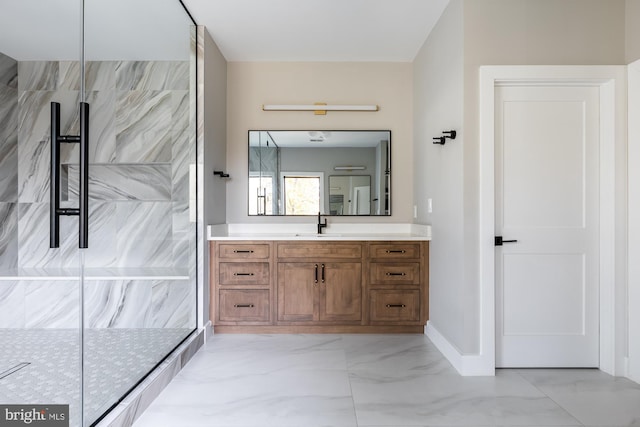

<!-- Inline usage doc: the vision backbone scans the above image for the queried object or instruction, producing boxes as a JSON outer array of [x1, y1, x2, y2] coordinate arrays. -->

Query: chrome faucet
[[317, 212, 327, 234]]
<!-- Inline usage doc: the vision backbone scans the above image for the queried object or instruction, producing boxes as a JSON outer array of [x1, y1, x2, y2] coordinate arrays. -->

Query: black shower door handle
[[79, 102, 89, 248], [50, 102, 90, 249]]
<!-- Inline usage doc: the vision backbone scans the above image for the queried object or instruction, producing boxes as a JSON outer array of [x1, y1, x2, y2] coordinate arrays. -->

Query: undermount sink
[[293, 233, 343, 238]]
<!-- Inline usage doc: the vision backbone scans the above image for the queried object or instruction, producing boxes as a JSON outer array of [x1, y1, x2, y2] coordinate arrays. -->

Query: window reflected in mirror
[[283, 173, 323, 215], [248, 130, 391, 216]]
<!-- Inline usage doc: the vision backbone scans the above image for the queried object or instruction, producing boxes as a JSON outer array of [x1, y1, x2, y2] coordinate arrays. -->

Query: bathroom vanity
[[209, 229, 430, 333]]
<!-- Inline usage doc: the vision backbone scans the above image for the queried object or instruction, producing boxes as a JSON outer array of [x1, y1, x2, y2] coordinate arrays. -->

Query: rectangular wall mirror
[[248, 130, 391, 216]]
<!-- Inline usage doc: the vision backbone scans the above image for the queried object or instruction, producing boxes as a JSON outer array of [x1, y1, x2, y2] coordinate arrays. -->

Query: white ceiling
[[0, 0, 192, 61], [181, 0, 450, 62], [0, 0, 448, 62]]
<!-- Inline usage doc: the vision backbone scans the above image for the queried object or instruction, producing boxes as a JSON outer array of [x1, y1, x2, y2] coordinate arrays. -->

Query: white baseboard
[[625, 357, 640, 385], [425, 322, 495, 376], [204, 321, 213, 339], [628, 372, 640, 385]]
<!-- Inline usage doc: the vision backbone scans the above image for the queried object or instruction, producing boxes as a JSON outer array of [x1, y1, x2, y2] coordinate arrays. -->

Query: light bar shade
[[262, 104, 379, 113], [334, 166, 366, 170]]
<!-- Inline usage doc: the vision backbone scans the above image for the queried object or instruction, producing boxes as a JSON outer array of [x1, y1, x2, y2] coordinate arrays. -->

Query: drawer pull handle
[[386, 272, 407, 276], [233, 250, 254, 254], [386, 250, 406, 253], [234, 304, 255, 308], [314, 264, 318, 284], [233, 273, 255, 276], [386, 304, 406, 308]]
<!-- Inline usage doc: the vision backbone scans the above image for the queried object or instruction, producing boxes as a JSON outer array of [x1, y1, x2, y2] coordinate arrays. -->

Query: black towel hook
[[442, 130, 457, 140]]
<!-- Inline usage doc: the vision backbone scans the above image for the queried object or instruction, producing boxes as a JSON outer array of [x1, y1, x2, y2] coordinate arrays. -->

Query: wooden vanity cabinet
[[276, 242, 363, 324], [210, 239, 429, 333], [366, 242, 429, 326], [211, 242, 274, 325]]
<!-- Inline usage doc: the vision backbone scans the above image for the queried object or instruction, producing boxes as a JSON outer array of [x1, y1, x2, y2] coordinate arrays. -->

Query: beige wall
[[204, 30, 228, 226], [628, 0, 640, 63], [226, 62, 413, 223], [413, 0, 473, 352], [464, 0, 625, 67], [459, 0, 626, 352], [413, 0, 627, 355], [202, 28, 227, 326]]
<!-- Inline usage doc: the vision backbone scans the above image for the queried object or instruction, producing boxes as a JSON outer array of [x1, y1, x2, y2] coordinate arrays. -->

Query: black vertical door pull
[[50, 102, 90, 249], [78, 102, 89, 249]]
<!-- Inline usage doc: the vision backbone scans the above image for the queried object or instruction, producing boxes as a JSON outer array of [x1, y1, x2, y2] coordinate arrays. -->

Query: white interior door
[[495, 84, 600, 368], [353, 185, 371, 215]]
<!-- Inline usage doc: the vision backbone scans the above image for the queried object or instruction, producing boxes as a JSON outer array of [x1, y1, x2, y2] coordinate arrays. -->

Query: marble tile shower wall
[[0, 279, 193, 329], [0, 57, 195, 329], [0, 52, 18, 270], [0, 59, 191, 269]]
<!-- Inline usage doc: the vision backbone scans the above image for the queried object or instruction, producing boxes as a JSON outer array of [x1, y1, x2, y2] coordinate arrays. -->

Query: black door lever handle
[[495, 236, 518, 246]]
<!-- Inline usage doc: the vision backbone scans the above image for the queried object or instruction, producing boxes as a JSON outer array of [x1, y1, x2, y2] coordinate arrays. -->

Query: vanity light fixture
[[262, 103, 379, 115], [334, 166, 366, 171]]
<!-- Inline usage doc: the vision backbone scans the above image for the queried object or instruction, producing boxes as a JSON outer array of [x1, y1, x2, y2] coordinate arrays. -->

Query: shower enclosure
[[0, 1, 199, 426]]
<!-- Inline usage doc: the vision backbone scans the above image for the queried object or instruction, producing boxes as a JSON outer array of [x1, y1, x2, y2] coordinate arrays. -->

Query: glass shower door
[[1, 1, 197, 425], [81, 1, 198, 425], [0, 1, 85, 426]]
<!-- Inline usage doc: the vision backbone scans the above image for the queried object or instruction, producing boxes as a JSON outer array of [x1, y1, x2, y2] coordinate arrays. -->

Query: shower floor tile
[[0, 327, 191, 427]]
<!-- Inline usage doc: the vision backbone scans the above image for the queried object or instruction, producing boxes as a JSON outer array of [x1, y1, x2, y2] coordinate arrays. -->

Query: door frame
[[479, 66, 626, 375], [628, 59, 640, 384]]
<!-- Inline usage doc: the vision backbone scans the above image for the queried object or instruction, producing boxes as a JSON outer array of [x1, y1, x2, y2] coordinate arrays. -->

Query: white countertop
[[207, 223, 431, 241]]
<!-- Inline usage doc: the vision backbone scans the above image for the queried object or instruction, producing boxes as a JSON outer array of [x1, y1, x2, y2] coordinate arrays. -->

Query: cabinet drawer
[[370, 290, 420, 322], [369, 243, 420, 259], [219, 290, 270, 322], [219, 244, 270, 259], [219, 262, 269, 286], [277, 243, 362, 259], [370, 262, 420, 285]]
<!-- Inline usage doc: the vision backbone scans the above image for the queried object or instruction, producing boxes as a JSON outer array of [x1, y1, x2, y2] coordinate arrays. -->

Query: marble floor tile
[[344, 334, 457, 377], [200, 333, 345, 354], [515, 369, 640, 426], [180, 347, 348, 380], [350, 370, 580, 426], [133, 334, 640, 427], [138, 368, 356, 427]]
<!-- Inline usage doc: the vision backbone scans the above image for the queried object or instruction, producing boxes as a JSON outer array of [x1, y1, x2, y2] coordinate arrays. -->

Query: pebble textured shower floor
[[0, 328, 191, 426]]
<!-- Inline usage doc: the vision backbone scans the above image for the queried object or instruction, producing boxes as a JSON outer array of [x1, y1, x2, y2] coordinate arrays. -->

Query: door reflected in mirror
[[329, 175, 371, 215], [248, 130, 391, 216]]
